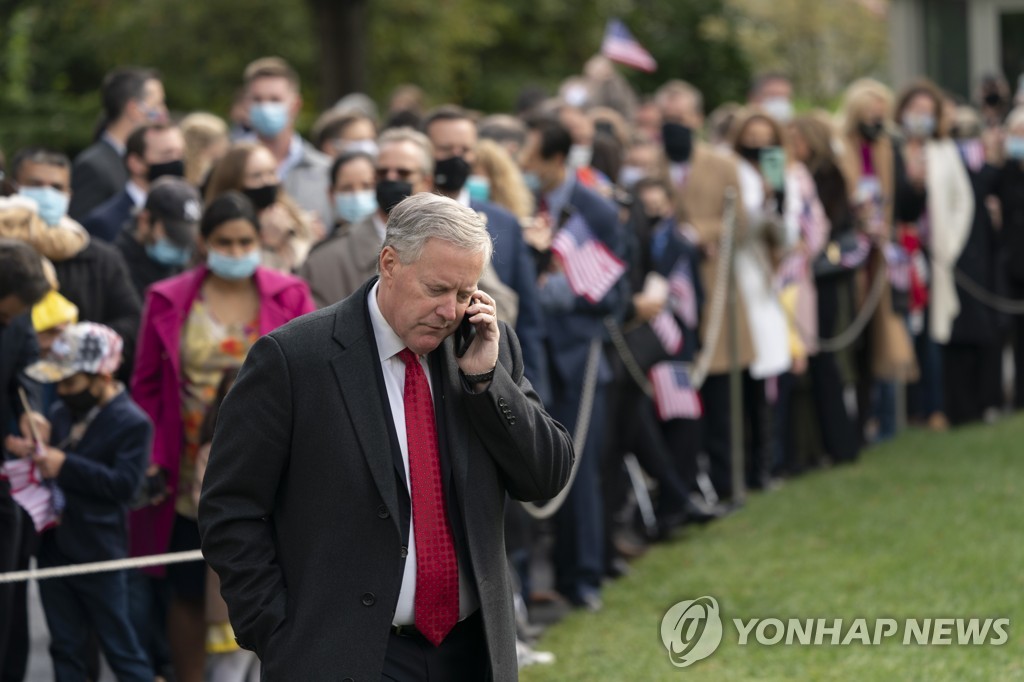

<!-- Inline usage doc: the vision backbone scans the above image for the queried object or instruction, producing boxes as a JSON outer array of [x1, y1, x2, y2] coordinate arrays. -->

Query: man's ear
[[379, 245, 399, 283]]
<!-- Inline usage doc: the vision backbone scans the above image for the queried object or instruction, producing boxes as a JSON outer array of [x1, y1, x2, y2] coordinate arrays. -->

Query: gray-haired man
[[199, 193, 573, 680]]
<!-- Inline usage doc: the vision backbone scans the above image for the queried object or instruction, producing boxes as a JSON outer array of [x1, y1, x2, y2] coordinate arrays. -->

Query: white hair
[[377, 127, 434, 179], [382, 193, 493, 265]]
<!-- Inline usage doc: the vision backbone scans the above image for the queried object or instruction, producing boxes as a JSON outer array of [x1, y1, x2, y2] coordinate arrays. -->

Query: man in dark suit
[[199, 193, 573, 680], [69, 67, 168, 221], [520, 117, 627, 610], [82, 122, 185, 243], [423, 105, 551, 404]]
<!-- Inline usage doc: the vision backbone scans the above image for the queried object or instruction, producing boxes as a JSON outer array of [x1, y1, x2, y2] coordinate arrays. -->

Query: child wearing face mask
[[4, 322, 153, 681]]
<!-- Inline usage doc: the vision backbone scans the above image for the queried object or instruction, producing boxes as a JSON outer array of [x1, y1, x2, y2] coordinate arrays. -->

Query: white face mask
[[567, 144, 593, 169], [761, 97, 794, 124]]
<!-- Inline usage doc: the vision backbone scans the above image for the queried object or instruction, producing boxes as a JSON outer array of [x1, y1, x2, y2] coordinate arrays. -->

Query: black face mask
[[662, 123, 694, 163], [434, 156, 471, 192], [736, 145, 763, 164], [147, 159, 185, 183], [243, 184, 279, 211], [858, 121, 884, 142], [376, 180, 413, 216], [983, 92, 1003, 107], [62, 384, 100, 421]]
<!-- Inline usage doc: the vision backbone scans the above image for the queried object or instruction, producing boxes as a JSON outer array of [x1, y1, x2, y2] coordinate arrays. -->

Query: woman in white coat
[[894, 81, 974, 430]]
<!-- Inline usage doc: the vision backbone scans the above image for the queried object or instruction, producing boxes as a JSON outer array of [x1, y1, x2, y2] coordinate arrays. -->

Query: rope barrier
[[520, 338, 602, 520], [953, 267, 1024, 315], [0, 550, 204, 584]]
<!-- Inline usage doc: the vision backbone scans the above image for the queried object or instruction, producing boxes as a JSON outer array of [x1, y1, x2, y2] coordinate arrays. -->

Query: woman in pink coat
[[130, 191, 314, 681]]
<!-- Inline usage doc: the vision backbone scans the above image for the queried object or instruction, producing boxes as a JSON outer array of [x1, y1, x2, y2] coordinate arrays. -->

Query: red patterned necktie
[[397, 348, 459, 646]]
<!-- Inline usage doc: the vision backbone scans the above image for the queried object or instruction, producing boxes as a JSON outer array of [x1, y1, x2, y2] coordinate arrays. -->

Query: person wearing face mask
[[70, 67, 168, 221], [129, 191, 313, 682], [423, 105, 548, 403], [312, 108, 380, 159], [324, 150, 378, 229], [242, 57, 331, 230], [9, 147, 142, 387], [83, 122, 186, 243], [115, 177, 202, 299], [748, 72, 796, 124], [6, 322, 153, 682], [205, 141, 318, 272], [893, 81, 974, 432], [654, 79, 754, 502], [995, 107, 1024, 408]]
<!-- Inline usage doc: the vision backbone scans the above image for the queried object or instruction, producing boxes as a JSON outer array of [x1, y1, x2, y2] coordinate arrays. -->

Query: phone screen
[[759, 146, 786, 191]]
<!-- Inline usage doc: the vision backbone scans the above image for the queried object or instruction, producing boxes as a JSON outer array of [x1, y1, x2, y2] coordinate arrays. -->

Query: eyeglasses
[[376, 167, 417, 181]]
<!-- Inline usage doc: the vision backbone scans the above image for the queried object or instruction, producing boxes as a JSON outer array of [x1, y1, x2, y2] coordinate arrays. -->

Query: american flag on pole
[[649, 362, 703, 420], [668, 258, 698, 329], [600, 19, 657, 73], [552, 212, 626, 304], [650, 310, 683, 355]]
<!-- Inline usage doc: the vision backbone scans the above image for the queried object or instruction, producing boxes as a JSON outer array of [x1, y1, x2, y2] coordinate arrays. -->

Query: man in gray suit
[[199, 193, 573, 680]]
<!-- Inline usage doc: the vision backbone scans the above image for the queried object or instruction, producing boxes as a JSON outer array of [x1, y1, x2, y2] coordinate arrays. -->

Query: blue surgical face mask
[[522, 172, 542, 194], [1006, 136, 1024, 161], [249, 102, 290, 138], [902, 113, 936, 139], [146, 238, 192, 267], [207, 248, 260, 280], [333, 189, 377, 224], [465, 175, 490, 203], [19, 186, 69, 227]]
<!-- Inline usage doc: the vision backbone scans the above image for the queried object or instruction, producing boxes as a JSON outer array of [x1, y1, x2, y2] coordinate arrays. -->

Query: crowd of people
[[1, 52, 1023, 680]]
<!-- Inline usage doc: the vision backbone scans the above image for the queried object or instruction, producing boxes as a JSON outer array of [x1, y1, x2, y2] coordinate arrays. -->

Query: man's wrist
[[460, 366, 496, 385]]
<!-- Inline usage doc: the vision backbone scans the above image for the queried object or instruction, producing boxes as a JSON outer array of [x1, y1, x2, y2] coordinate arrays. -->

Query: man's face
[[519, 130, 562, 192], [247, 76, 300, 123], [660, 92, 703, 130], [0, 294, 29, 327], [377, 238, 485, 356], [132, 79, 168, 124], [427, 118, 477, 166], [376, 141, 432, 195], [16, 160, 70, 194], [146, 128, 185, 165]]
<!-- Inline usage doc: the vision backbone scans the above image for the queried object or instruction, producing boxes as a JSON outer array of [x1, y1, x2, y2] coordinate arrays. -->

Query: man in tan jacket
[[656, 80, 753, 500]]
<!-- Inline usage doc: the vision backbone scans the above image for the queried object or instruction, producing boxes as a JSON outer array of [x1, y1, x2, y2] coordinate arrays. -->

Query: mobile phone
[[455, 313, 477, 358], [759, 146, 786, 191]]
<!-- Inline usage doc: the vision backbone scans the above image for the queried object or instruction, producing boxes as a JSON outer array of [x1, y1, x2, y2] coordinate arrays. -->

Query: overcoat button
[[361, 593, 376, 606]]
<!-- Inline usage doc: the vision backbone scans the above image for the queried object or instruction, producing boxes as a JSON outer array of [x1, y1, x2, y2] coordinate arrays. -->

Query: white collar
[[125, 181, 147, 207], [367, 280, 408, 364]]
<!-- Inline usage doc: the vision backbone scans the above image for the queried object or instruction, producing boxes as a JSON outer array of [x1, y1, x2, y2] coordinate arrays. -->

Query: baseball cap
[[24, 322, 124, 383], [145, 177, 202, 249]]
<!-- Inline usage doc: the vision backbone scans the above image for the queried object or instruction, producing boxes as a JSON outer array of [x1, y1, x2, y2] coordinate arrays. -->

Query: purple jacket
[[129, 265, 315, 570]]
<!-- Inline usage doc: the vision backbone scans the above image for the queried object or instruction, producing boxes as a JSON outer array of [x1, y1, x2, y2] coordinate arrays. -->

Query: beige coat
[[667, 144, 755, 376]]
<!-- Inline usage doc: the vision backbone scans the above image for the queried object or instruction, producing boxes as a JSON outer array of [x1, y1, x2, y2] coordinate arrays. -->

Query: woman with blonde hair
[[204, 141, 318, 272], [181, 113, 229, 187], [473, 138, 535, 222], [835, 77, 917, 442]]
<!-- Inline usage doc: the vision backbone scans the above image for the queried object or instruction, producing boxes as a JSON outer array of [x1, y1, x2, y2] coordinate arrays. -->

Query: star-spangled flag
[[600, 19, 657, 73], [884, 243, 911, 292], [1, 458, 59, 532], [839, 234, 872, 269], [776, 253, 807, 289], [552, 212, 626, 304], [650, 309, 683, 355], [957, 139, 986, 173], [649, 362, 703, 421], [668, 259, 698, 329]]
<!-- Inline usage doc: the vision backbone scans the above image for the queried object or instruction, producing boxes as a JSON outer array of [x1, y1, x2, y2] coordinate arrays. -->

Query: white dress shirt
[[367, 282, 479, 626]]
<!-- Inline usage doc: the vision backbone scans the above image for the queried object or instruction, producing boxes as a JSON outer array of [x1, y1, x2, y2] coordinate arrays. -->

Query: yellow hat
[[31, 290, 79, 333]]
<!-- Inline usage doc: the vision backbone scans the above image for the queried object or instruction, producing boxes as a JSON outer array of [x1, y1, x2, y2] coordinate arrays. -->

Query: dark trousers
[[1011, 280, 1024, 408], [382, 611, 489, 681], [699, 374, 733, 499], [551, 383, 606, 601], [743, 373, 774, 490], [126, 569, 172, 677], [943, 343, 998, 426], [810, 277, 859, 463], [36, 539, 151, 682], [0, 493, 33, 682]]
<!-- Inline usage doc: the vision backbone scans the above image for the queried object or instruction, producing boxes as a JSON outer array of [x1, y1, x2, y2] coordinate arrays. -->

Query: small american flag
[[650, 309, 683, 355], [668, 258, 698, 329], [884, 243, 911, 291], [1, 458, 60, 532], [552, 212, 626, 304], [957, 139, 986, 173], [600, 19, 657, 73], [776, 253, 807, 289], [840, 234, 872, 269], [649, 362, 703, 420]]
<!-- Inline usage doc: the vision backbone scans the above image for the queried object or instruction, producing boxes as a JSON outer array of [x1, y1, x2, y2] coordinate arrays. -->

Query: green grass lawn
[[522, 417, 1024, 681]]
